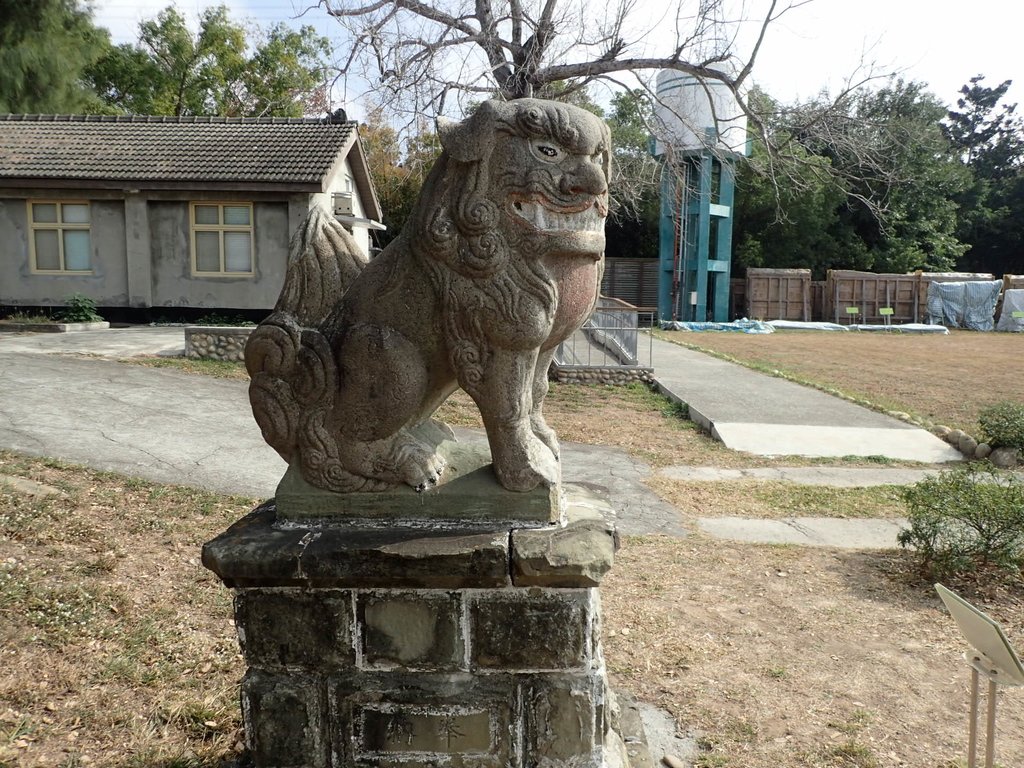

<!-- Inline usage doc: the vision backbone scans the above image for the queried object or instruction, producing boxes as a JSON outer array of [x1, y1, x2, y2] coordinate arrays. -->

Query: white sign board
[[935, 583, 1024, 685]]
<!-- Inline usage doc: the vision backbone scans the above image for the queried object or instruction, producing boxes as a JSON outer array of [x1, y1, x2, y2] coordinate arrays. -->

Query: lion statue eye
[[531, 142, 563, 162]]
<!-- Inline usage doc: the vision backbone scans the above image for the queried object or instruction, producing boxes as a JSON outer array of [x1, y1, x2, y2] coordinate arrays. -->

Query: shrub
[[898, 464, 1024, 581], [978, 401, 1024, 451], [55, 294, 103, 323], [194, 312, 256, 327]]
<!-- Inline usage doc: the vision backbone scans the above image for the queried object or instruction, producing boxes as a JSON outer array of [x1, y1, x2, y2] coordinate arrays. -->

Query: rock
[[989, 447, 1020, 468], [933, 425, 951, 439], [946, 429, 965, 445], [511, 518, 616, 587], [958, 435, 978, 456], [975, 443, 992, 460]]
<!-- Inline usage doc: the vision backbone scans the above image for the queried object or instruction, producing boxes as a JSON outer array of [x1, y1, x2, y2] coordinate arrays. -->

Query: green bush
[[194, 312, 255, 327], [978, 401, 1024, 451], [55, 294, 103, 323], [897, 464, 1024, 581]]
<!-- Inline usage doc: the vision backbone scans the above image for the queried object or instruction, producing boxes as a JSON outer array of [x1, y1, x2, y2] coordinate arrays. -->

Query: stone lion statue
[[246, 98, 610, 494]]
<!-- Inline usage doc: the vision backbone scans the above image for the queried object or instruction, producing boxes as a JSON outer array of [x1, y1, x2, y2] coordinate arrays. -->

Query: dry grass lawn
[[604, 535, 1024, 768], [0, 452, 255, 767], [661, 329, 1024, 434]]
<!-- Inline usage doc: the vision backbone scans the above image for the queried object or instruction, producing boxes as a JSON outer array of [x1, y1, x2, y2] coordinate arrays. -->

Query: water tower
[[652, 69, 749, 322]]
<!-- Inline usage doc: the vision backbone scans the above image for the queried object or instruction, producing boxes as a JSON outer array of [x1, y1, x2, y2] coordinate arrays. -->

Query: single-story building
[[0, 114, 383, 313]]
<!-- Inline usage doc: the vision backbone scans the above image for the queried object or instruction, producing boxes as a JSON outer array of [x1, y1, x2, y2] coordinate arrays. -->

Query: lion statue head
[[407, 99, 612, 281]]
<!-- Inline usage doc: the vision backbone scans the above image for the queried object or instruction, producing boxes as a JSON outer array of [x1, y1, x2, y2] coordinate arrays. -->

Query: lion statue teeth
[[245, 98, 611, 494]]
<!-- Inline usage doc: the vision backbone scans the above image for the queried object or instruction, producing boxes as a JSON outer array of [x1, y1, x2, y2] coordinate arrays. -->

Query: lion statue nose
[[560, 162, 608, 196]]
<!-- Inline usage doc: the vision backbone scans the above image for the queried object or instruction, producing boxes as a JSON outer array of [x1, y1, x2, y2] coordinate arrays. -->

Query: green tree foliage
[[945, 76, 1024, 275], [735, 81, 969, 278], [838, 81, 969, 274], [361, 109, 441, 249], [603, 90, 659, 260], [0, 0, 111, 113], [88, 5, 330, 117]]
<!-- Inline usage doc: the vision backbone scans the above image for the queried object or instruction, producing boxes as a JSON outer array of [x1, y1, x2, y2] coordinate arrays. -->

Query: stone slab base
[[275, 438, 558, 526], [204, 489, 625, 768]]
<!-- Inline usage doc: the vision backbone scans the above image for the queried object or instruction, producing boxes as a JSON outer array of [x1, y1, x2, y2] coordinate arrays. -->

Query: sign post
[[935, 584, 1024, 768]]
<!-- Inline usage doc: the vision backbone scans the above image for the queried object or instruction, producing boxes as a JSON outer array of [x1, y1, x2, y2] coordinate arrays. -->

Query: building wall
[[312, 155, 373, 256], [148, 200, 290, 310], [0, 196, 130, 307], [1, 169, 377, 311]]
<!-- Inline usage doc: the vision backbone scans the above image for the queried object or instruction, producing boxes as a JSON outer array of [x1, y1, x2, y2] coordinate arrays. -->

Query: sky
[[90, 0, 1024, 114]]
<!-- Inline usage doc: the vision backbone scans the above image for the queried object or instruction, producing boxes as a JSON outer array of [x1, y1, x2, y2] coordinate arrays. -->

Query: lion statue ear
[[438, 101, 505, 163]]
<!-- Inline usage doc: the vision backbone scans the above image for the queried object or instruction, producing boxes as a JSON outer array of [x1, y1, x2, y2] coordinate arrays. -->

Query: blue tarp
[[926, 280, 1002, 331]]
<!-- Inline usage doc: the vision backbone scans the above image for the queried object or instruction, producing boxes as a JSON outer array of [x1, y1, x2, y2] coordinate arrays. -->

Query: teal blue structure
[[657, 129, 740, 323]]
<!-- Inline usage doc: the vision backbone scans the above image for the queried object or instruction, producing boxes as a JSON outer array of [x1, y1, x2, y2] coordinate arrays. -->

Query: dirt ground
[[604, 534, 1024, 768], [661, 330, 1024, 435]]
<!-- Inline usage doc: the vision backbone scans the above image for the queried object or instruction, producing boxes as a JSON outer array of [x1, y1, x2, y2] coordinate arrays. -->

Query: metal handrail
[[553, 297, 654, 369]]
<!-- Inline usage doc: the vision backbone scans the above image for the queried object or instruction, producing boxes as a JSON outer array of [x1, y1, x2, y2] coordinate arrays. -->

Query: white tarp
[[997, 289, 1024, 332], [926, 280, 1002, 331], [660, 319, 774, 333]]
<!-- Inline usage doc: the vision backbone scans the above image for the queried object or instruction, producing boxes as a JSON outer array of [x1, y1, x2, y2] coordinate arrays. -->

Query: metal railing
[[553, 296, 655, 369]]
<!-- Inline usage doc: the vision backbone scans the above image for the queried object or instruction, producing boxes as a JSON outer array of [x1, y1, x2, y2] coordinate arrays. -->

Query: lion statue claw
[[246, 98, 610, 493]]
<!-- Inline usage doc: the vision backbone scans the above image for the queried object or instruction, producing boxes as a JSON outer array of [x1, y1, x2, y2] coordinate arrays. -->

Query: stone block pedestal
[[202, 484, 624, 768]]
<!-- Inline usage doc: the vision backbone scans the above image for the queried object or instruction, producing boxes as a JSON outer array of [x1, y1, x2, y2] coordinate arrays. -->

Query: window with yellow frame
[[191, 203, 254, 276], [28, 201, 92, 273]]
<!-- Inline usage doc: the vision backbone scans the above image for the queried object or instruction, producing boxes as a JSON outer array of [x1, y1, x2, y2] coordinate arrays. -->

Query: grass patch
[[126, 357, 249, 380], [0, 310, 53, 324], [645, 478, 906, 519]]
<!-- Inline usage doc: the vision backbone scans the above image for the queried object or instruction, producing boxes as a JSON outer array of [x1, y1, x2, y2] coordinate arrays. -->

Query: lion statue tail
[[245, 206, 383, 491]]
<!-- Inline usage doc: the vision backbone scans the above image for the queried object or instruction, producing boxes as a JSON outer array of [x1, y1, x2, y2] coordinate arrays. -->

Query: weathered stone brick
[[521, 674, 606, 767], [469, 589, 591, 670], [329, 674, 514, 768], [235, 589, 354, 669], [242, 669, 327, 768], [358, 591, 464, 671], [511, 518, 615, 587]]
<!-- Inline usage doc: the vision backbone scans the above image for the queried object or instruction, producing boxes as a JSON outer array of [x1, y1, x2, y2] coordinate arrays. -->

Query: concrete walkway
[[0, 325, 955, 548], [649, 334, 963, 463]]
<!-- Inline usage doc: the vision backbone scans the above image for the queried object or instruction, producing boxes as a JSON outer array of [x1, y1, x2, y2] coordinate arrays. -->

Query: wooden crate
[[729, 278, 746, 320], [825, 270, 996, 324], [746, 268, 810, 321], [996, 274, 1024, 321], [825, 270, 920, 324]]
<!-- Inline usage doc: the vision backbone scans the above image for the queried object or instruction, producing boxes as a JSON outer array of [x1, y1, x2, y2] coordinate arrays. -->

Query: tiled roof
[[0, 115, 358, 187]]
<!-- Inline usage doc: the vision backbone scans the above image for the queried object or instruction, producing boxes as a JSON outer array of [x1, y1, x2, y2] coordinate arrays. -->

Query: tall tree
[[361, 108, 442, 248], [317, 0, 818, 140], [89, 5, 331, 117], [0, 0, 111, 113], [603, 89, 660, 259], [945, 76, 1024, 178], [945, 76, 1024, 275], [735, 81, 969, 277]]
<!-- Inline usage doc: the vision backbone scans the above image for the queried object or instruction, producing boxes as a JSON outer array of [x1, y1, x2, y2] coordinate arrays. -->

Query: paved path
[[0, 325, 958, 548], [0, 344, 685, 537], [649, 335, 963, 463]]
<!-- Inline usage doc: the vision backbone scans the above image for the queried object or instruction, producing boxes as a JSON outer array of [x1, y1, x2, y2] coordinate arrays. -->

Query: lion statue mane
[[246, 98, 611, 493]]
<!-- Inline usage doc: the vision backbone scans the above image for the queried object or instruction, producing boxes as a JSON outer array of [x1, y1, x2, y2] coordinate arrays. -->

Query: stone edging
[[184, 325, 253, 362], [550, 364, 654, 385], [931, 425, 1020, 467], [0, 320, 110, 333]]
